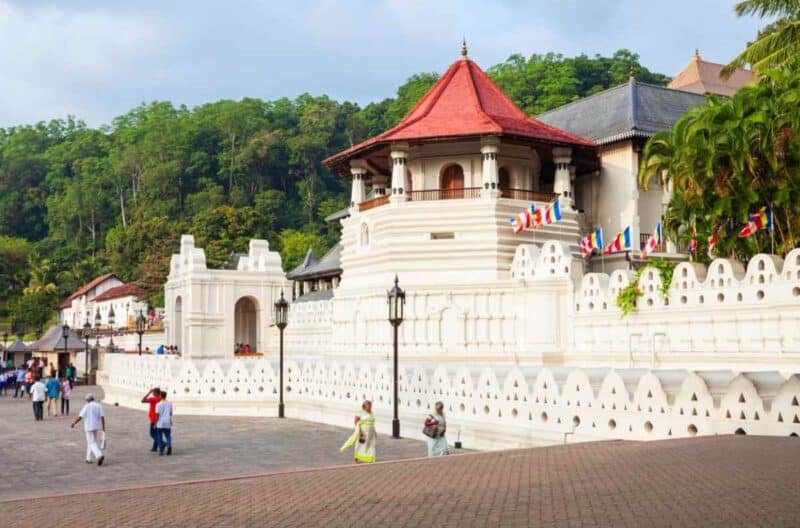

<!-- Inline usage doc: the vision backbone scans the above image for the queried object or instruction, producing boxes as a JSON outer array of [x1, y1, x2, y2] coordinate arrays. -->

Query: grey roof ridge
[[536, 80, 703, 119], [630, 79, 639, 132]]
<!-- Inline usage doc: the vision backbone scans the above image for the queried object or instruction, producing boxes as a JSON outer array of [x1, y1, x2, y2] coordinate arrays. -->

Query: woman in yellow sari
[[340, 400, 376, 463]]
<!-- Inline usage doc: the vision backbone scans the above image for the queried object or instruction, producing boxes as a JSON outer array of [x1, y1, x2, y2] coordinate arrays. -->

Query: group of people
[[1, 366, 74, 420], [141, 387, 174, 455], [234, 343, 254, 355], [341, 400, 450, 463], [0, 360, 77, 399], [154, 345, 180, 355]]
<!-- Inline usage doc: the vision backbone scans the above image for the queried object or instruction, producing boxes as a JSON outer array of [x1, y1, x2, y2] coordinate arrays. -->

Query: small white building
[[59, 274, 148, 330]]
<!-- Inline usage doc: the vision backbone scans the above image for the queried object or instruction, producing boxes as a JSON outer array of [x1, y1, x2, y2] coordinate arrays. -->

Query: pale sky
[[0, 0, 766, 127]]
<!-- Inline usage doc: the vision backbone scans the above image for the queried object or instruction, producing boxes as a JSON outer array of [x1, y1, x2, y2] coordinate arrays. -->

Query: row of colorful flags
[[698, 206, 773, 258], [509, 199, 563, 234], [509, 199, 774, 260]]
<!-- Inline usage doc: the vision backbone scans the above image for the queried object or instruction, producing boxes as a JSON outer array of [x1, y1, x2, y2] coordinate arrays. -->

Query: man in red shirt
[[141, 387, 161, 452]]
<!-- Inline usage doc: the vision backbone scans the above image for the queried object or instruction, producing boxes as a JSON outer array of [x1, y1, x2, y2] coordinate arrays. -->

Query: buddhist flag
[[602, 226, 632, 255], [529, 204, 543, 228], [581, 228, 603, 258], [640, 223, 662, 259], [707, 232, 719, 258], [541, 199, 562, 226], [509, 210, 529, 234], [738, 207, 772, 238]]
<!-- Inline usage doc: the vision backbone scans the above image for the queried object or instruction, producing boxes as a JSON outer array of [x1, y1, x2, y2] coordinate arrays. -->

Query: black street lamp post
[[274, 290, 289, 418], [2, 329, 7, 364], [136, 310, 147, 356], [107, 306, 115, 348], [83, 319, 91, 379], [61, 323, 70, 374], [387, 275, 405, 439]]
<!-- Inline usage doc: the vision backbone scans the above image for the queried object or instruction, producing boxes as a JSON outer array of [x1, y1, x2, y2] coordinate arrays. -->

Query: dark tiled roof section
[[92, 282, 145, 302], [58, 273, 118, 309], [287, 249, 318, 280], [293, 289, 335, 303], [288, 244, 342, 281], [537, 81, 707, 145]]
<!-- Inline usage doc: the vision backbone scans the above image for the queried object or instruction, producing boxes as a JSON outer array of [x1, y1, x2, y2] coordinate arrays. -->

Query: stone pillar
[[481, 137, 501, 198], [552, 147, 573, 208], [350, 165, 367, 209], [390, 142, 408, 202]]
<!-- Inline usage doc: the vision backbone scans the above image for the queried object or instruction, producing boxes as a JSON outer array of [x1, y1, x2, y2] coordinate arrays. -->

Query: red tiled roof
[[91, 282, 145, 302], [324, 55, 594, 168], [58, 273, 117, 309]]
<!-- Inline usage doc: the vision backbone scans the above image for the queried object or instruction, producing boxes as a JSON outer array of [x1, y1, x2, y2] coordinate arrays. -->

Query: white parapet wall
[[100, 355, 800, 451], [570, 250, 800, 371]]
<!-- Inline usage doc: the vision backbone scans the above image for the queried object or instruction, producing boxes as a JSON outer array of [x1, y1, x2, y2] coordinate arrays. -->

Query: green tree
[[723, 0, 800, 77], [639, 68, 800, 259], [10, 290, 55, 332], [278, 229, 328, 271]]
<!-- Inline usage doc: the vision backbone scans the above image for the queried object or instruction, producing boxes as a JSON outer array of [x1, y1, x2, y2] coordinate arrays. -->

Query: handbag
[[422, 416, 438, 438]]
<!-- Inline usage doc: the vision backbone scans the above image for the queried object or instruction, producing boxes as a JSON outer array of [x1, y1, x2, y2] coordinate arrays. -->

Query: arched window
[[360, 223, 370, 246], [440, 164, 464, 199], [499, 167, 511, 191]]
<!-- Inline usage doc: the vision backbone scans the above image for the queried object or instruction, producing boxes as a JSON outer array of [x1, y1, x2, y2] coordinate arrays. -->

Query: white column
[[552, 147, 573, 208], [389, 142, 408, 202], [481, 137, 500, 198], [350, 165, 367, 209]]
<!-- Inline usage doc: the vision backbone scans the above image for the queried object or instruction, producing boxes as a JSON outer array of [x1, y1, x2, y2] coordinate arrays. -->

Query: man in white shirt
[[29, 377, 46, 421], [71, 393, 106, 466], [154, 390, 173, 456]]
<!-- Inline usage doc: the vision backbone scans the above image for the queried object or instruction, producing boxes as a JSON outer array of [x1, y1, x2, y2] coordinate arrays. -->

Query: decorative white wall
[[100, 355, 800, 450]]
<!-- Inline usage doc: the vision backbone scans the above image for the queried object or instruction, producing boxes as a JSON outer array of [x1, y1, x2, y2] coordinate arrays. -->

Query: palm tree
[[721, 0, 800, 78], [640, 68, 800, 260]]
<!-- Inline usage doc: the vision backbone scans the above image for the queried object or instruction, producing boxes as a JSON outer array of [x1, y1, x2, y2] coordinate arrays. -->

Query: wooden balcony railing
[[500, 188, 558, 202], [407, 187, 481, 201], [358, 194, 389, 212]]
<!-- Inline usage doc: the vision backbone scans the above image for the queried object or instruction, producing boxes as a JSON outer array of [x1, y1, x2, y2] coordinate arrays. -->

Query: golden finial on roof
[[461, 37, 468, 58], [628, 66, 636, 82], [693, 48, 701, 61]]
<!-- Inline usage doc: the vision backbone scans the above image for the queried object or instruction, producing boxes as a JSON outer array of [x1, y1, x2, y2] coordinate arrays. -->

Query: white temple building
[[99, 48, 799, 449]]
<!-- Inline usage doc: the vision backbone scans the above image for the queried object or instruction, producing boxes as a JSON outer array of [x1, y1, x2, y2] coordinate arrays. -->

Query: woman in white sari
[[425, 401, 449, 457], [341, 400, 376, 463]]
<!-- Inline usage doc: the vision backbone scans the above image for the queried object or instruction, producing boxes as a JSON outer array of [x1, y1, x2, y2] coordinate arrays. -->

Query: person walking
[[71, 394, 105, 466], [45, 375, 60, 417], [14, 368, 25, 398], [340, 400, 376, 463], [141, 387, 161, 452], [424, 401, 449, 457], [61, 377, 72, 415], [30, 377, 46, 421], [154, 390, 173, 456], [68, 362, 77, 388]]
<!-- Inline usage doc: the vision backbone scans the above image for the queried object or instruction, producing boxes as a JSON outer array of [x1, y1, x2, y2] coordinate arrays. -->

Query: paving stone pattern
[[0, 385, 426, 501], [3, 386, 800, 527]]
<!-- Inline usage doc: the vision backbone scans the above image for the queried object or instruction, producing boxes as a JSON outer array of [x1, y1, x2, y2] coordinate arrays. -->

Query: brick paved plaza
[[3, 387, 800, 527], [0, 385, 425, 500]]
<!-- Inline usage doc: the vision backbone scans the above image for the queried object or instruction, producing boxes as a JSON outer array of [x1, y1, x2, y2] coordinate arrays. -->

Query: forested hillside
[[0, 50, 668, 328]]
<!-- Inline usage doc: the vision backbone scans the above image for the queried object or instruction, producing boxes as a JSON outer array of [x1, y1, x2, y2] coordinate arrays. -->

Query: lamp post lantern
[[83, 319, 91, 379], [107, 306, 115, 347], [136, 310, 146, 356], [61, 323, 70, 375], [274, 290, 289, 418], [387, 275, 405, 439]]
